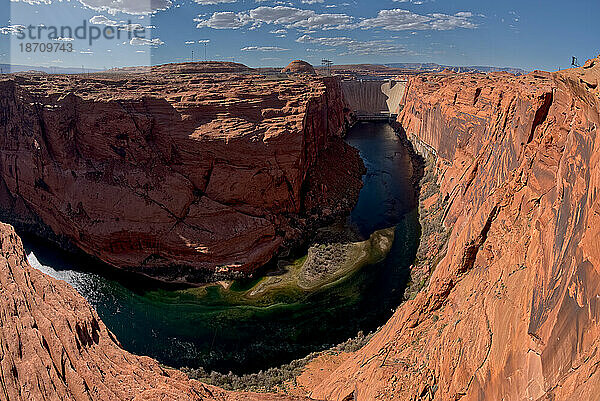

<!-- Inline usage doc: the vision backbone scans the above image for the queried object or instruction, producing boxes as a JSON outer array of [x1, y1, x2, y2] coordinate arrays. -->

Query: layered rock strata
[[4, 56, 600, 401], [0, 66, 359, 281], [0, 222, 308, 401], [295, 57, 600, 400], [281, 61, 316, 75]]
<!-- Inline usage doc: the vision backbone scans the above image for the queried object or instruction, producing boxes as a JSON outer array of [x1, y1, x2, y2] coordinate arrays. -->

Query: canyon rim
[[0, 56, 598, 400], [1, 0, 600, 399]]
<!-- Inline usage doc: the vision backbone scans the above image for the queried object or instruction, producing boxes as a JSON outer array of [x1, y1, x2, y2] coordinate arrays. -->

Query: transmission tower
[[321, 59, 333, 76]]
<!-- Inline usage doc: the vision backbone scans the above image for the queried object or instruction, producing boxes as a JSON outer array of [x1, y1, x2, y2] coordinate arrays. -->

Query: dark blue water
[[24, 122, 420, 374], [348, 122, 417, 236]]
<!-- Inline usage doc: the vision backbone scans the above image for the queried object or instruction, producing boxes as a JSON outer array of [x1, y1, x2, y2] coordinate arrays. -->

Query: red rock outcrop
[[282, 61, 316, 75], [291, 57, 600, 400], [5, 54, 600, 400], [0, 67, 359, 282], [0, 221, 309, 401]]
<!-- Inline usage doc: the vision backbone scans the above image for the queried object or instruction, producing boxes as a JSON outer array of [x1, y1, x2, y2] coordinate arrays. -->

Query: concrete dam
[[341, 79, 407, 121]]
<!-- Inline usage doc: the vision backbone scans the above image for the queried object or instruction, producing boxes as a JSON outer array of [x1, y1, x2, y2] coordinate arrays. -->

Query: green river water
[[25, 122, 421, 374]]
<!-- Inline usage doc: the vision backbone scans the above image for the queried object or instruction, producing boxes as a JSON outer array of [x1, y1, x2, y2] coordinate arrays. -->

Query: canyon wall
[[296, 57, 600, 400], [0, 69, 361, 282], [0, 222, 307, 401], [3, 57, 600, 401]]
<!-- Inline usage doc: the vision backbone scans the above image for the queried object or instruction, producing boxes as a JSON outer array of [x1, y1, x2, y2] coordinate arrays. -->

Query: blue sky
[[1, 0, 598, 71]]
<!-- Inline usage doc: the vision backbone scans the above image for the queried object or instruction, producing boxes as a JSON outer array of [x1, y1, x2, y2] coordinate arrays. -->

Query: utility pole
[[191, 50, 194, 62], [197, 40, 210, 62]]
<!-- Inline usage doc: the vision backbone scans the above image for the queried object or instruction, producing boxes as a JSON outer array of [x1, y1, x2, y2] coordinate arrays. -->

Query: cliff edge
[[0, 222, 308, 400], [0, 68, 361, 282], [295, 56, 600, 400], [3, 55, 600, 400]]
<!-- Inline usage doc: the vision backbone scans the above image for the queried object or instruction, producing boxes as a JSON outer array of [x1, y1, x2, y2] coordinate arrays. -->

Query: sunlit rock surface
[[3, 57, 600, 400], [281, 60, 316, 75], [294, 57, 600, 400], [0, 222, 309, 401], [0, 64, 361, 282]]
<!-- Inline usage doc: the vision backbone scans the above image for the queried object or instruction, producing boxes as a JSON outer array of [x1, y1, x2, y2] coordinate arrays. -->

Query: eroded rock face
[[0, 68, 358, 282], [282, 61, 316, 75], [0, 222, 308, 401], [6, 55, 600, 400], [295, 58, 600, 400]]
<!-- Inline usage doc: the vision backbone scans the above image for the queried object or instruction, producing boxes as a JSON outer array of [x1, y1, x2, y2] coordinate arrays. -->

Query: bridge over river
[[341, 79, 407, 122]]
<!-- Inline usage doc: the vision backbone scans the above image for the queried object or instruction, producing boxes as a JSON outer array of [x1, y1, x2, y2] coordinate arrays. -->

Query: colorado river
[[24, 122, 421, 374]]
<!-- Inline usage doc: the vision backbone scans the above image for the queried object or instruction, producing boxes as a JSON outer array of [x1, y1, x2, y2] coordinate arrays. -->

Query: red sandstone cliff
[[0, 222, 309, 401], [282, 60, 316, 75], [0, 68, 360, 281], [291, 57, 600, 400], [4, 56, 600, 401]]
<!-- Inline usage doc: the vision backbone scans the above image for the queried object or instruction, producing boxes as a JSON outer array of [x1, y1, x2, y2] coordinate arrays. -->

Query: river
[[24, 121, 421, 374]]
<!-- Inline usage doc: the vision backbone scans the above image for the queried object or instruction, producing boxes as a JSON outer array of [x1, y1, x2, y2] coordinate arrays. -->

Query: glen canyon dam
[[0, 0, 599, 400]]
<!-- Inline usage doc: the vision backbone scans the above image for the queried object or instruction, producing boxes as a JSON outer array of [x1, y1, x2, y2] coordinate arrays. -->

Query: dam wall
[[341, 79, 406, 118]]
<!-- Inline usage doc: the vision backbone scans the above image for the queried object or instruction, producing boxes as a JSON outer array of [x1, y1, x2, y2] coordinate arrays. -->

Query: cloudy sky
[[1, 0, 598, 71]]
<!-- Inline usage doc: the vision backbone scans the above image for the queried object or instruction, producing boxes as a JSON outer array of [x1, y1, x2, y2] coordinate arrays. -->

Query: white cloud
[[119, 22, 146, 32], [11, 0, 172, 15], [196, 6, 477, 33], [0, 25, 25, 35], [241, 46, 289, 51], [196, 6, 353, 30], [129, 37, 164, 46], [289, 13, 353, 30], [89, 15, 117, 26], [89, 15, 147, 34], [297, 34, 408, 56], [359, 9, 477, 31], [249, 6, 315, 25], [79, 0, 172, 15], [195, 11, 248, 29]]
